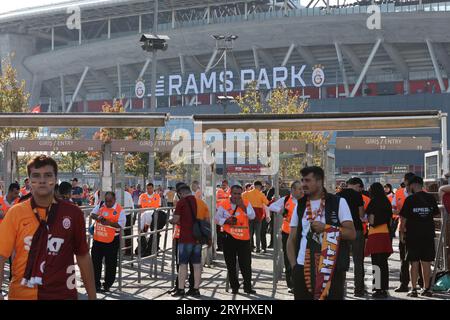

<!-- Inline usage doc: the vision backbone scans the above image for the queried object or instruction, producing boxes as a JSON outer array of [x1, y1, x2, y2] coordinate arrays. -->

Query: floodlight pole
[[148, 0, 158, 183], [213, 35, 237, 180]]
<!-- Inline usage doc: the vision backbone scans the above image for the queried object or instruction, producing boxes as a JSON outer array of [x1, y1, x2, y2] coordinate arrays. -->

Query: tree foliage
[[235, 82, 331, 180], [0, 55, 38, 142]]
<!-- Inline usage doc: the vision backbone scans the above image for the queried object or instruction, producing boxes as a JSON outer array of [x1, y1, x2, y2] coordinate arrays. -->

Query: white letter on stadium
[[257, 68, 271, 90], [169, 75, 182, 95], [273, 67, 288, 88], [291, 65, 306, 87], [241, 69, 255, 90], [200, 72, 217, 94], [184, 74, 199, 95]]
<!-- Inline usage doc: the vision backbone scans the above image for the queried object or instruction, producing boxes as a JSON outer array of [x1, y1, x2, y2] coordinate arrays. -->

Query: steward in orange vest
[[0, 183, 20, 225], [90, 192, 125, 293], [268, 180, 303, 292], [215, 185, 256, 294]]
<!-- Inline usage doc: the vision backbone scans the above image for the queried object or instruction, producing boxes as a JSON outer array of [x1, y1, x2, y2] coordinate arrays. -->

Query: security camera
[[140, 34, 170, 52]]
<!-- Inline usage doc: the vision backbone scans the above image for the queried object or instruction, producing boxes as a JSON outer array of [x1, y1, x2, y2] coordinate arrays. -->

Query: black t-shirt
[[400, 191, 439, 241], [366, 197, 392, 227], [337, 188, 364, 231]]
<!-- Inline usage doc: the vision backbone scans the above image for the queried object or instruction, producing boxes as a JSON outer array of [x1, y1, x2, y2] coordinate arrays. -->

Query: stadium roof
[[0, 0, 244, 30]]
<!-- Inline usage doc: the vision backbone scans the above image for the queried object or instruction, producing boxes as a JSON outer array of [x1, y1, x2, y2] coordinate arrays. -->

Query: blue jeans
[[178, 243, 202, 264]]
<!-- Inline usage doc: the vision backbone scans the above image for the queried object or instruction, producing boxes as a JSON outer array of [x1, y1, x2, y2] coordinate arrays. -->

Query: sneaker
[[420, 288, 433, 297], [244, 288, 256, 294], [255, 249, 261, 253], [406, 289, 418, 297], [167, 287, 177, 294], [262, 249, 267, 253], [354, 290, 366, 297], [186, 288, 201, 297], [171, 289, 185, 297], [102, 284, 110, 292], [394, 286, 409, 293], [231, 288, 239, 294], [372, 290, 388, 299], [288, 288, 294, 294]]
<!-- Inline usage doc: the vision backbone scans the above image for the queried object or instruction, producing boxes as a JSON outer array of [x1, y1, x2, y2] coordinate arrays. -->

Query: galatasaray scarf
[[21, 197, 59, 288], [304, 193, 342, 300]]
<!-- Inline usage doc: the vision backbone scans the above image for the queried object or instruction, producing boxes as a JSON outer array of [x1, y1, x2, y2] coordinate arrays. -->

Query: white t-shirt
[[140, 210, 154, 232], [290, 198, 353, 266], [124, 191, 134, 209]]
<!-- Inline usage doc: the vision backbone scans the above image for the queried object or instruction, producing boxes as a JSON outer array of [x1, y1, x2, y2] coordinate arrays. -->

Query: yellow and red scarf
[[304, 193, 342, 300]]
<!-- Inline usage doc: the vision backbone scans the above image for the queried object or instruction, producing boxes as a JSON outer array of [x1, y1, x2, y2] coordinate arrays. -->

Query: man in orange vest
[[215, 185, 256, 294], [268, 180, 303, 293], [137, 183, 163, 255], [19, 178, 31, 198], [215, 180, 230, 252], [393, 172, 417, 293], [242, 181, 269, 253], [0, 183, 20, 225], [90, 191, 125, 293]]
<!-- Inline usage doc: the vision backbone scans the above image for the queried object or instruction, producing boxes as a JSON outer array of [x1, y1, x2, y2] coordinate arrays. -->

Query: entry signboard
[[10, 140, 103, 152], [336, 137, 432, 151], [110, 140, 176, 153], [227, 165, 264, 174]]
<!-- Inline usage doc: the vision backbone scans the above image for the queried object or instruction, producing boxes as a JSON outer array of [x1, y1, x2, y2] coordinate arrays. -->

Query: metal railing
[[432, 204, 449, 285], [82, 206, 177, 291]]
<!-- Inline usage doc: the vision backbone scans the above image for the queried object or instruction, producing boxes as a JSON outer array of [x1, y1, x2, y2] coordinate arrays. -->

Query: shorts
[[406, 239, 436, 262], [178, 243, 202, 264]]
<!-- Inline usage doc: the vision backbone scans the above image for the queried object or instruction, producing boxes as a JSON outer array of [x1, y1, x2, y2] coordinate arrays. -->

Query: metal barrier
[[432, 205, 449, 285], [82, 206, 177, 291]]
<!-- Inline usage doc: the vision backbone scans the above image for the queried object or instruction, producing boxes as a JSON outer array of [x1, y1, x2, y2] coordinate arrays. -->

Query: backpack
[[186, 197, 211, 245]]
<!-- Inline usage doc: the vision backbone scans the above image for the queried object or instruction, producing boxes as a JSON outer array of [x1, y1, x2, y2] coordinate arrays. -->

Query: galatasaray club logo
[[135, 79, 146, 99], [312, 64, 325, 88]]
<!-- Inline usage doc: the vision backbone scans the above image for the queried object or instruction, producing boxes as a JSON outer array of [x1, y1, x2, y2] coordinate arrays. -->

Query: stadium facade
[[1, 0, 450, 183]]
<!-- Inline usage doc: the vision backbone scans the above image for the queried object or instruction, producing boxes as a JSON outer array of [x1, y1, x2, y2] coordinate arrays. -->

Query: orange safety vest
[[173, 224, 181, 240], [20, 187, 30, 197], [361, 194, 371, 235], [393, 188, 407, 213], [0, 196, 19, 224], [140, 193, 160, 209], [94, 203, 123, 243], [216, 188, 230, 208], [281, 196, 296, 234], [220, 199, 250, 241], [387, 193, 394, 204], [362, 194, 371, 211]]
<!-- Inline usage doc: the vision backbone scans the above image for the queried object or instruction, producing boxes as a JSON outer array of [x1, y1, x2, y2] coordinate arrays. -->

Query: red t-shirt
[[0, 199, 89, 300], [174, 196, 197, 244]]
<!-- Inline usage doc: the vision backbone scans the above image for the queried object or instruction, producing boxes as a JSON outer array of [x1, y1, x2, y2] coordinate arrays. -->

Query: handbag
[[186, 197, 211, 245]]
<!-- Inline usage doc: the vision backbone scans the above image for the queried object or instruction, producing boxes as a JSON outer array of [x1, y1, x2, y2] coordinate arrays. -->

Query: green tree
[[235, 82, 331, 180], [57, 128, 90, 175], [0, 55, 39, 180], [0, 55, 38, 141]]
